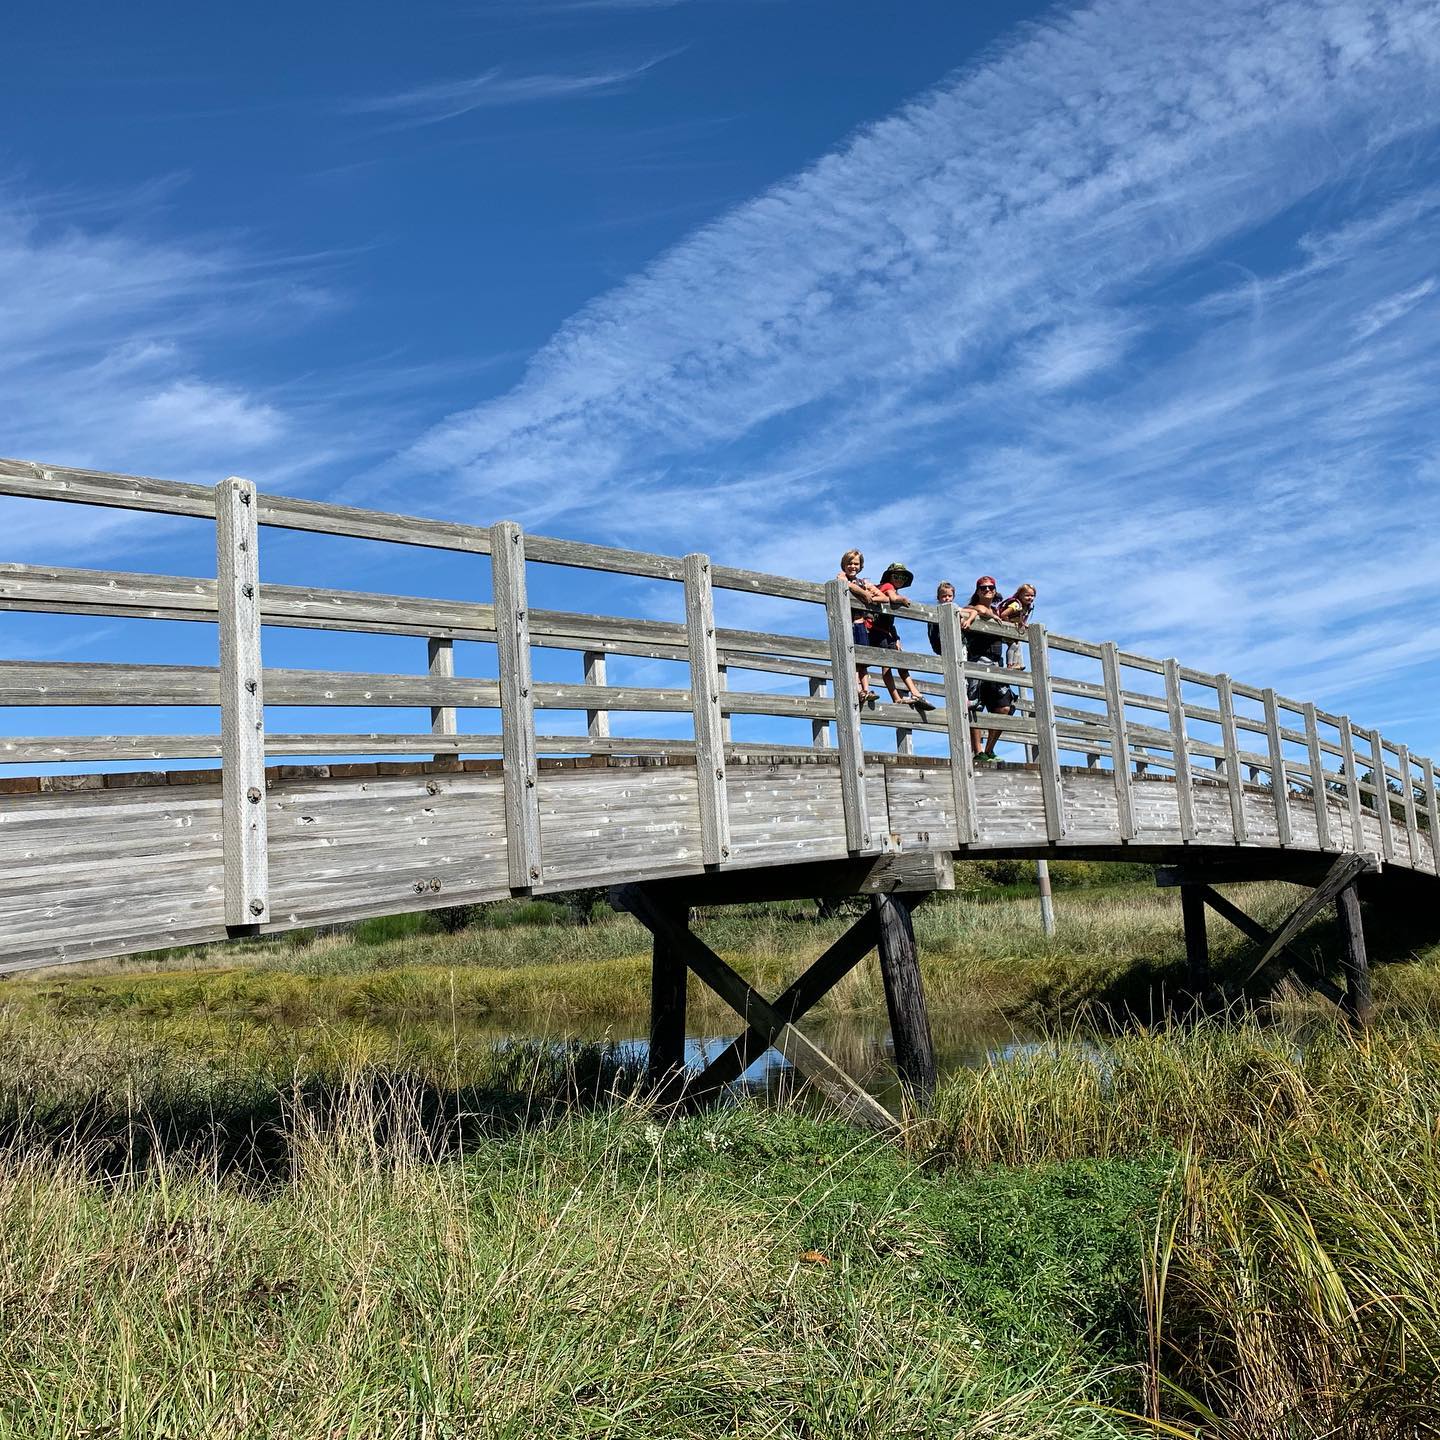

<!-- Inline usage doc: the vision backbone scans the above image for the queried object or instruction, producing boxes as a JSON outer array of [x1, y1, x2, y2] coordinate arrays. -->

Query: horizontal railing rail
[[3, 455, 1436, 927]]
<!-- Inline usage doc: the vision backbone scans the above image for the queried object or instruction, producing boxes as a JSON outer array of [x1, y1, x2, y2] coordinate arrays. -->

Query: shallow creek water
[[443, 1011, 1052, 1104]]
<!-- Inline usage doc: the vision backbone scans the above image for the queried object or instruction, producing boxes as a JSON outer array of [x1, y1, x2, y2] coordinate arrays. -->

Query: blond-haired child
[[838, 549, 887, 704]]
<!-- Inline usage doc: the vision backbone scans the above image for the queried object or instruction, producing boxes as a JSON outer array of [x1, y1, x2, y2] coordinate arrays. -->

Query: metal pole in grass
[[1036, 859, 1056, 937]]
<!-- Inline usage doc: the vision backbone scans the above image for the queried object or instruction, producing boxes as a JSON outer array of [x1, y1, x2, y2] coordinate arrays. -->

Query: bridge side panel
[[266, 770, 510, 925], [538, 765, 705, 886], [0, 781, 227, 970], [725, 762, 885, 867]]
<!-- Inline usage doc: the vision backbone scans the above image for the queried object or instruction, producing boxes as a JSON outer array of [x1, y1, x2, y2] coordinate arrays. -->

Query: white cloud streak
[[399, 0, 1440, 750], [347, 55, 674, 127]]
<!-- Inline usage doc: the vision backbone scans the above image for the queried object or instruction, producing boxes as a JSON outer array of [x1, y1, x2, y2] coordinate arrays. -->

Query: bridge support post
[[614, 879, 913, 1134], [647, 896, 689, 1096], [873, 894, 937, 1105], [1179, 881, 1211, 997], [1336, 882, 1373, 1028]]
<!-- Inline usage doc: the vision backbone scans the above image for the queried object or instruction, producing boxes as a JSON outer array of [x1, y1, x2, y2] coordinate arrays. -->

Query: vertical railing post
[[1263, 688, 1292, 847], [1420, 758, 1440, 876], [216, 476, 269, 928], [809, 676, 830, 749], [1164, 659, 1196, 843], [937, 602, 977, 845], [1397, 743, 1421, 869], [1369, 729, 1395, 863], [1338, 716, 1365, 852], [716, 663, 733, 744], [684, 553, 731, 866], [1101, 642, 1135, 842], [428, 637, 459, 768], [825, 578, 873, 854], [583, 650, 610, 740], [1027, 623, 1066, 844], [1216, 674, 1246, 843], [491, 521, 543, 890], [1303, 702, 1333, 852]]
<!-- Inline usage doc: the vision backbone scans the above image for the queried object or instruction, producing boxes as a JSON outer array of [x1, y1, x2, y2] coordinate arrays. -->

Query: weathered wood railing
[[2, 456, 1437, 959]]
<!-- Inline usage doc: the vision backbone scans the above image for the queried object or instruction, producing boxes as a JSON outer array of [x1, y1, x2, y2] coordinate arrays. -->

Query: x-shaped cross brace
[[614, 884, 909, 1133]]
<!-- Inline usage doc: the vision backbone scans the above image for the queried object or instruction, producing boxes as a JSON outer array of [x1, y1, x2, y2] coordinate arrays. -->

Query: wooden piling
[[1336, 882, 1372, 1028], [872, 894, 937, 1104], [647, 900, 688, 1092], [1179, 882, 1210, 996]]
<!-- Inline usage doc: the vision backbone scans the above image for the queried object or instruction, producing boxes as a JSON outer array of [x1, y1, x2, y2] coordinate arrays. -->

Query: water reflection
[[488, 1012, 1048, 1102]]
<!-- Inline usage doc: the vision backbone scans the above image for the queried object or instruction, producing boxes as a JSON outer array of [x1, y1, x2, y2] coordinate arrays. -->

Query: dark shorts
[[853, 620, 872, 648], [967, 659, 1014, 713], [870, 632, 901, 653]]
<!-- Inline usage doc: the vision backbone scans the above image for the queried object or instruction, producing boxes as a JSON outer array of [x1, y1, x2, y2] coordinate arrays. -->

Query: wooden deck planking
[[0, 752, 1432, 971], [4, 451, 1439, 972]]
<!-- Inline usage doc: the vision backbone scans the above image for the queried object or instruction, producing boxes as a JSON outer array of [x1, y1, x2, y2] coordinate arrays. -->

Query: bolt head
[[248, 898, 265, 915], [246, 786, 262, 803]]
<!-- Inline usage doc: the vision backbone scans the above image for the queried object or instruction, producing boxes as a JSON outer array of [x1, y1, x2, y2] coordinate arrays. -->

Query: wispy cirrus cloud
[[0, 183, 417, 560], [346, 55, 675, 128], [398, 0, 1440, 748]]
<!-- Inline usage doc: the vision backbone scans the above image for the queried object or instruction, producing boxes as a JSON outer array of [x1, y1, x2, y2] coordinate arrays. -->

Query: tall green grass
[[21, 878, 1436, 1033], [0, 1012, 1145, 1440], [928, 1018, 1440, 1437]]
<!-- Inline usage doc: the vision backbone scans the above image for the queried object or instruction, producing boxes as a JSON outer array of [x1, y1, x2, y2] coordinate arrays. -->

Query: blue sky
[[4, 0, 1440, 764]]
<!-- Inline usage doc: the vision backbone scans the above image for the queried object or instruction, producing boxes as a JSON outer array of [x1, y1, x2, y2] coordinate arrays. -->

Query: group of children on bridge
[[838, 550, 1037, 761]]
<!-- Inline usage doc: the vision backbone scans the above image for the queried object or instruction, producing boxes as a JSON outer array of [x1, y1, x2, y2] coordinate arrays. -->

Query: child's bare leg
[[881, 666, 903, 703], [856, 664, 872, 699], [900, 667, 923, 702]]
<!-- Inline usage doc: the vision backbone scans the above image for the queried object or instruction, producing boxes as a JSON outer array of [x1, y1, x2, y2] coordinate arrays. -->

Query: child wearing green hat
[[871, 562, 935, 712]]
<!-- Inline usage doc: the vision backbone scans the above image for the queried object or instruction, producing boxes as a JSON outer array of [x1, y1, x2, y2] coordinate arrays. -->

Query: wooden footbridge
[[3, 458, 1437, 1126]]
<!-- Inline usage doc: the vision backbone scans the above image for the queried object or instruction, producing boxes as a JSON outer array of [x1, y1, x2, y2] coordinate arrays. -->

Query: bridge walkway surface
[[2, 458, 1436, 1123]]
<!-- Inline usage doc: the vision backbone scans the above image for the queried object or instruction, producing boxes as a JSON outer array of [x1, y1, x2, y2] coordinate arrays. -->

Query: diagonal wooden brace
[[1197, 884, 1346, 1007], [688, 905, 884, 1102], [615, 885, 900, 1133], [1240, 853, 1375, 984]]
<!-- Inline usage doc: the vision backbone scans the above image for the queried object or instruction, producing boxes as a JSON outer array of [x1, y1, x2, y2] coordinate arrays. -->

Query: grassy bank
[[12, 874, 1440, 1032], [0, 1012, 1152, 1440], [1, 1010, 1438, 1436]]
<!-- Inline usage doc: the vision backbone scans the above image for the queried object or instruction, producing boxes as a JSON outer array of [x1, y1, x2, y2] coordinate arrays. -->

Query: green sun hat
[[880, 561, 914, 589]]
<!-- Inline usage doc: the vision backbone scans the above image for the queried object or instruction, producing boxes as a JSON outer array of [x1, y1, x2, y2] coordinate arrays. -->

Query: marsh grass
[[0, 1014, 1148, 1440], [2, 1005, 1439, 1435], [7, 876, 1440, 1436], [927, 1017, 1440, 1437], [19, 878, 1438, 1035]]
